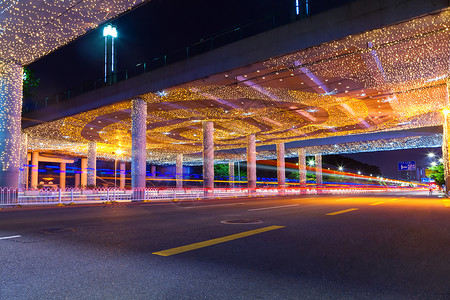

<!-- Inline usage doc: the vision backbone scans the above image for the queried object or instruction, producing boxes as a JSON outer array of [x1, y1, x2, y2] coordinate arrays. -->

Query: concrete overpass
[[23, 0, 450, 126]]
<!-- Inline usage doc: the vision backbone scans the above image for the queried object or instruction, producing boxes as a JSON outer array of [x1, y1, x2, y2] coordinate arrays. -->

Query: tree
[[214, 164, 229, 179], [428, 163, 444, 186], [23, 67, 40, 99]]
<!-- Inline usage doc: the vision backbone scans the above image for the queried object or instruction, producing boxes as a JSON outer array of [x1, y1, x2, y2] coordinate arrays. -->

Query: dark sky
[[29, 0, 293, 99], [27, 0, 438, 181], [342, 147, 442, 179]]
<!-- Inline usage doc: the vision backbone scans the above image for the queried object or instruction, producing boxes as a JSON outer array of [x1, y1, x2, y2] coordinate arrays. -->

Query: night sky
[[29, 0, 293, 99], [26, 0, 440, 180]]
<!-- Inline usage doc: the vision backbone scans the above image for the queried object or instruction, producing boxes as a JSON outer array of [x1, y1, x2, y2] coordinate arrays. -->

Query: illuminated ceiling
[[0, 0, 148, 65], [25, 8, 450, 163]]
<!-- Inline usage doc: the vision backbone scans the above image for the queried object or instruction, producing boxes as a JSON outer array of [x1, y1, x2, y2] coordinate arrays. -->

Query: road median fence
[[0, 186, 400, 206]]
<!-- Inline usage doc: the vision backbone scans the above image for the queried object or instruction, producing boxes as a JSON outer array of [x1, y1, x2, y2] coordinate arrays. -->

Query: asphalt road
[[1, 191, 449, 299]]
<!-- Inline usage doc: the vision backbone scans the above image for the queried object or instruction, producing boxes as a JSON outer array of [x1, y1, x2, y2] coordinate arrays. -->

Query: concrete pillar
[[203, 121, 214, 195], [277, 143, 286, 194], [120, 162, 125, 189], [247, 134, 256, 191], [150, 165, 156, 187], [443, 79, 450, 194], [0, 61, 23, 188], [298, 148, 306, 188], [60, 163, 66, 190], [315, 153, 323, 187], [31, 151, 39, 189], [80, 158, 87, 187], [229, 161, 235, 188], [87, 141, 97, 186], [75, 173, 80, 188], [176, 153, 183, 188], [131, 97, 147, 189], [18, 133, 28, 189], [151, 165, 156, 178]]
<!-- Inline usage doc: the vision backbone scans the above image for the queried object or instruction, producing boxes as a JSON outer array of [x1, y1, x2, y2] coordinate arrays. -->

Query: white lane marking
[[248, 204, 299, 212], [186, 203, 245, 209], [0, 235, 21, 240]]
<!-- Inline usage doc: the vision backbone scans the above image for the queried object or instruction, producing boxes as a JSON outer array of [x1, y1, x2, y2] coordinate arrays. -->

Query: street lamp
[[442, 107, 450, 116], [427, 153, 435, 158], [103, 24, 117, 84], [338, 166, 343, 171]]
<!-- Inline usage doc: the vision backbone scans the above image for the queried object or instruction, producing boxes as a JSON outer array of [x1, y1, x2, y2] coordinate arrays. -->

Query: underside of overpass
[[23, 7, 450, 165]]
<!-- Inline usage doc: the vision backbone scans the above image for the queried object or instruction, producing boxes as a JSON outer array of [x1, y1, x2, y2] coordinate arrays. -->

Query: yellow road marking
[[152, 225, 285, 256], [370, 202, 384, 206], [443, 200, 450, 207], [326, 208, 359, 215]]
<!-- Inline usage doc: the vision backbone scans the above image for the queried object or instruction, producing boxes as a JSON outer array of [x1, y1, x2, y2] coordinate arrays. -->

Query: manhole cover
[[41, 228, 79, 234], [220, 219, 263, 224]]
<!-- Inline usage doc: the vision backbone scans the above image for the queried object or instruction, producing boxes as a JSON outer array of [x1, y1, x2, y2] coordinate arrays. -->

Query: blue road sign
[[398, 161, 416, 171], [421, 178, 435, 183]]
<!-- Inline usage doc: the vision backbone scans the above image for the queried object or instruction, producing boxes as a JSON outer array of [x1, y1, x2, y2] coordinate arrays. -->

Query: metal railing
[[0, 186, 411, 206]]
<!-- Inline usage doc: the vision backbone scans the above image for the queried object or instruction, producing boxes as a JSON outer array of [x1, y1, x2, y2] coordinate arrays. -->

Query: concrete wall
[[23, 0, 450, 127]]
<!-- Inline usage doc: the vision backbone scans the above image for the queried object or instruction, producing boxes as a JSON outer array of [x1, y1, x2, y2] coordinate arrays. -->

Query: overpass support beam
[[315, 153, 323, 189], [120, 162, 125, 189], [80, 158, 87, 187], [87, 141, 97, 187], [298, 149, 307, 190], [75, 173, 80, 188], [31, 151, 39, 189], [151, 165, 156, 179], [277, 143, 286, 195], [176, 153, 183, 188], [60, 163, 66, 190], [203, 121, 214, 196], [247, 134, 256, 192], [229, 161, 235, 188], [18, 133, 28, 190], [0, 62, 23, 188], [131, 97, 147, 189], [444, 80, 450, 195]]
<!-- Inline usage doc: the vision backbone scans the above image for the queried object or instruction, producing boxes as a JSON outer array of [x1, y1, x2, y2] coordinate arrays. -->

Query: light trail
[[0, 235, 22, 240]]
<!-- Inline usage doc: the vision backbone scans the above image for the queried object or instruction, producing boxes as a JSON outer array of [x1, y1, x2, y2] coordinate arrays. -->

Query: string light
[[0, 61, 22, 176], [21, 8, 450, 166], [0, 0, 148, 65]]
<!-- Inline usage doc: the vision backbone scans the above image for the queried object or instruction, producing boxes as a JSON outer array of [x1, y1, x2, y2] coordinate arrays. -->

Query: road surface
[[1, 191, 449, 299]]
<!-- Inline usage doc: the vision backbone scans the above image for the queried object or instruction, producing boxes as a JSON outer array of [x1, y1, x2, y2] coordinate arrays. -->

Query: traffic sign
[[421, 177, 434, 183], [398, 161, 416, 171]]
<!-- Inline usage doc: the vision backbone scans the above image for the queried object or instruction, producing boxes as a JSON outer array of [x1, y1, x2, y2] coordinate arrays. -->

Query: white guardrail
[[0, 186, 399, 206]]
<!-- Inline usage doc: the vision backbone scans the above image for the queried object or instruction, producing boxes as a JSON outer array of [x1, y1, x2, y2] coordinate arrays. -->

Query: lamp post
[[103, 24, 117, 85]]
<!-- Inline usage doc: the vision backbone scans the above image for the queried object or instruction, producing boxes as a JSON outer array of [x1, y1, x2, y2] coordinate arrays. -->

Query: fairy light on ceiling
[[0, 0, 148, 65], [22, 8, 450, 164]]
